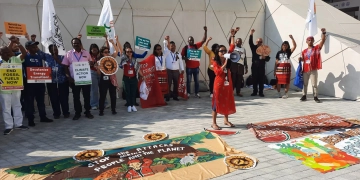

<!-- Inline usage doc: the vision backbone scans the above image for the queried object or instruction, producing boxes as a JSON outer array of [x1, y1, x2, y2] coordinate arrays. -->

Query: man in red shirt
[[299, 28, 327, 103], [181, 26, 207, 98]]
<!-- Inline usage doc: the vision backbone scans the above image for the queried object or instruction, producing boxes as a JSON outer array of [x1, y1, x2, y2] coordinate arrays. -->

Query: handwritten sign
[[4, 22, 27, 38], [139, 62, 156, 92], [0, 63, 23, 90], [72, 62, 92, 85], [86, 25, 105, 39], [26, 67, 52, 83], [187, 49, 202, 61], [135, 36, 151, 51]]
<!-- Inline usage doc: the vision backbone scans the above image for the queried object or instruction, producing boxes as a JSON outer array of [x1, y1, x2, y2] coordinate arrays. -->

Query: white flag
[[98, 0, 116, 52], [41, 0, 66, 55], [305, 0, 318, 36]]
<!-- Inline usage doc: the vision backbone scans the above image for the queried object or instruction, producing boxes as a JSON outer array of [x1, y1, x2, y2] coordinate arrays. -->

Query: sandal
[[224, 122, 235, 127], [211, 124, 222, 130]]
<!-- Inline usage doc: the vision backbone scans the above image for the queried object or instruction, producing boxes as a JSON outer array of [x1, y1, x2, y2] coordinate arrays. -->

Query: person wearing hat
[[0, 36, 29, 135], [23, 40, 53, 127]]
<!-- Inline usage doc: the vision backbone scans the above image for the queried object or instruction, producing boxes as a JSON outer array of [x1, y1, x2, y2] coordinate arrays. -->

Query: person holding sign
[[228, 27, 248, 97], [211, 31, 236, 130], [62, 38, 94, 120], [181, 26, 207, 98], [249, 29, 271, 97], [96, 37, 121, 116], [163, 36, 184, 101], [45, 44, 70, 119], [0, 36, 28, 135], [23, 40, 53, 126], [299, 28, 327, 103]]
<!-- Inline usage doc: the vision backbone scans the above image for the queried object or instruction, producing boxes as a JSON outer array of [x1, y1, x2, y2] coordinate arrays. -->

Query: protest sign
[[86, 25, 105, 39], [72, 62, 92, 85], [4, 22, 27, 38], [0, 63, 23, 90], [135, 36, 151, 51], [187, 49, 202, 61], [26, 67, 52, 83]]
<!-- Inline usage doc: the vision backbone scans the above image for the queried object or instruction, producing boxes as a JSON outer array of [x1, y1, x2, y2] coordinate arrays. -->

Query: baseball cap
[[25, 41, 39, 47]]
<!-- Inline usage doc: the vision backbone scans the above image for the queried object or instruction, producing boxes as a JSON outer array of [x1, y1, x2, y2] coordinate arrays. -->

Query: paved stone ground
[[0, 87, 359, 180]]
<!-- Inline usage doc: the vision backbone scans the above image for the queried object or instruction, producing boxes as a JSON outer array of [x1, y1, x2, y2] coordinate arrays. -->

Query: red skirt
[[275, 63, 291, 84], [156, 71, 169, 95]]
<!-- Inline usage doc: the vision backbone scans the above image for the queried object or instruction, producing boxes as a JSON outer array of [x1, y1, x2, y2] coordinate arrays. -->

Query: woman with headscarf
[[211, 30, 236, 130], [274, 35, 297, 98]]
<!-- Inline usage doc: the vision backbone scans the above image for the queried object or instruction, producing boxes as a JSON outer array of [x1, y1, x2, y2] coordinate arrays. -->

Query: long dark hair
[[281, 41, 291, 52], [123, 42, 131, 52], [89, 44, 100, 57], [124, 47, 133, 59], [153, 44, 162, 56], [211, 43, 219, 53], [99, 46, 109, 58], [214, 45, 231, 69]]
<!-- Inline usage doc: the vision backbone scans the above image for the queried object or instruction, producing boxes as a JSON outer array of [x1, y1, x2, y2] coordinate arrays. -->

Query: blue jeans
[[186, 67, 199, 94], [90, 71, 108, 108]]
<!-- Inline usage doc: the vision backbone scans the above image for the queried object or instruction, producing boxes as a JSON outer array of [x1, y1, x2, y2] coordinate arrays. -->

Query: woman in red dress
[[211, 31, 236, 130]]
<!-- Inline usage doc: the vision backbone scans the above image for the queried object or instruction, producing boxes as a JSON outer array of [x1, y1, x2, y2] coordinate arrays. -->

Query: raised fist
[[230, 29, 235, 35], [203, 26, 207, 31], [321, 28, 326, 33], [165, 36, 169, 40], [207, 37, 212, 41], [251, 29, 255, 33], [235, 27, 240, 31], [289, 35, 293, 39]]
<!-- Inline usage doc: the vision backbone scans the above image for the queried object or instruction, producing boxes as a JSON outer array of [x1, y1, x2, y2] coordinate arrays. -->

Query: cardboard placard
[[26, 67, 52, 83], [0, 63, 23, 90], [72, 62, 92, 85], [187, 49, 202, 61], [135, 36, 151, 51], [86, 25, 105, 39], [4, 22, 27, 38]]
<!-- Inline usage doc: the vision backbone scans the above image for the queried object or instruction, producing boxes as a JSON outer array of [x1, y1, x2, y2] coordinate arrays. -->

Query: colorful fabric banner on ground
[[268, 128, 360, 173], [247, 113, 351, 143], [138, 54, 166, 108], [0, 132, 257, 180]]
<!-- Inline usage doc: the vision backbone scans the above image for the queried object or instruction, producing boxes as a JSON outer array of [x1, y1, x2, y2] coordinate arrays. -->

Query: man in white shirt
[[164, 37, 184, 101]]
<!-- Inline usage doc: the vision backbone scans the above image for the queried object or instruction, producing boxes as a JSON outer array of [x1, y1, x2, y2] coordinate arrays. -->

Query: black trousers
[[25, 83, 47, 122], [231, 63, 245, 94], [123, 76, 137, 107], [207, 68, 215, 94], [167, 69, 180, 98], [99, 79, 117, 111], [70, 84, 91, 115], [47, 82, 70, 117], [251, 63, 265, 94]]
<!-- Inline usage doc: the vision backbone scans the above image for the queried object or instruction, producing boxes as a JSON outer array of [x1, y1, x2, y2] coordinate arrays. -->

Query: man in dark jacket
[[249, 29, 270, 97]]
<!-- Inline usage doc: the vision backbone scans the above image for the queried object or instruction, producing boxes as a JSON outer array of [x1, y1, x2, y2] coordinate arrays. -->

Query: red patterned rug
[[247, 113, 352, 143]]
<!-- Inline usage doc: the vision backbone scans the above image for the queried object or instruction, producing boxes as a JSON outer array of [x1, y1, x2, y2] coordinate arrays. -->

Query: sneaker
[[210, 94, 213, 98], [278, 92, 282, 98], [131, 106, 137, 112], [300, 95, 307, 101], [173, 97, 179, 101], [195, 94, 201, 98], [99, 111, 104, 116], [251, 93, 257, 96], [112, 111, 117, 115], [4, 129, 13, 135], [73, 114, 81, 120], [187, 93, 191, 98], [314, 97, 321, 103], [64, 113, 70, 118], [40, 117, 54, 123], [282, 94, 288, 99], [259, 94, 265, 97], [105, 105, 110, 109], [15, 125, 29, 130], [85, 113, 94, 119], [237, 93, 243, 97], [91, 106, 98, 110], [127, 106, 132, 113]]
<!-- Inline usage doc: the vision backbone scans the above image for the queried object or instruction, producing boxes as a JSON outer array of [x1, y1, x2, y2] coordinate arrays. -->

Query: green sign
[[135, 36, 151, 51], [86, 25, 105, 39], [187, 49, 202, 61]]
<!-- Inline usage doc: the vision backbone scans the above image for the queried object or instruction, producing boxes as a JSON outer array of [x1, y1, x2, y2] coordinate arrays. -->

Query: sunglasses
[[219, 50, 227, 53], [126, 51, 133, 53]]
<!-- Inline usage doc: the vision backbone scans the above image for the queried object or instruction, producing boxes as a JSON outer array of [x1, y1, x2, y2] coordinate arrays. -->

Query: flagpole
[[300, 25, 307, 57]]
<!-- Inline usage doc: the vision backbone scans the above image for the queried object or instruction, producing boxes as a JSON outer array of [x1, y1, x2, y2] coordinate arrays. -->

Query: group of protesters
[[0, 25, 327, 135]]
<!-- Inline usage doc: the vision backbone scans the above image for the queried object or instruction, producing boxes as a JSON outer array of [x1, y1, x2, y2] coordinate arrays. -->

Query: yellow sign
[[0, 63, 23, 90]]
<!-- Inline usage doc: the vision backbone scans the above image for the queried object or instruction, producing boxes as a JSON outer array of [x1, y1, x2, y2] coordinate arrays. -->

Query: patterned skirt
[[156, 70, 169, 95], [275, 63, 291, 84]]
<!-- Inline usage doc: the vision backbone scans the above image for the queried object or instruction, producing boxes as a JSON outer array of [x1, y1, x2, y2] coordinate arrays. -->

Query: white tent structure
[[0, 0, 359, 100]]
